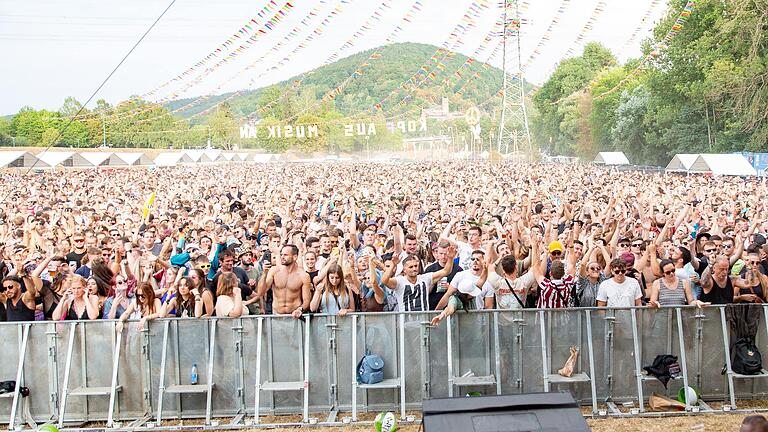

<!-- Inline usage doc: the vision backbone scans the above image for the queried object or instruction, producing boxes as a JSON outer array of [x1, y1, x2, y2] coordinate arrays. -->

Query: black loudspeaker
[[422, 391, 590, 432]]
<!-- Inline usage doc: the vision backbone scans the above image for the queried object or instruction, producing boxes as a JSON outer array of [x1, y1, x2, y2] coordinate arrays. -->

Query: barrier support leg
[[676, 308, 692, 411], [302, 316, 310, 423], [351, 314, 358, 422], [205, 318, 217, 425], [586, 310, 597, 414], [156, 320, 171, 425], [57, 322, 78, 428], [631, 309, 644, 412], [9, 323, 30, 431], [539, 311, 549, 392], [721, 307, 737, 408], [253, 317, 263, 424], [399, 314, 406, 420], [107, 324, 123, 427]]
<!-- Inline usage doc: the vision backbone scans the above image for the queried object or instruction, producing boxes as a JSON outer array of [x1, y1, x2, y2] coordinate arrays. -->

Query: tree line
[[531, 0, 768, 165]]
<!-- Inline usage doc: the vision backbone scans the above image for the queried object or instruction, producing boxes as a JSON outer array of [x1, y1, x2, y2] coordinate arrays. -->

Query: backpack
[[356, 351, 384, 384], [732, 338, 763, 375]]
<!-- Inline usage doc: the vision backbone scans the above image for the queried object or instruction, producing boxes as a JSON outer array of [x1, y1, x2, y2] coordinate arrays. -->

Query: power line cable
[[1, 0, 176, 204]]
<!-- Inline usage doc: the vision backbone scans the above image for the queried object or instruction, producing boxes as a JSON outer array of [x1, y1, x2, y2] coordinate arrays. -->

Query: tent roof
[[665, 154, 699, 171], [183, 149, 213, 163], [0, 151, 49, 168], [114, 152, 153, 166], [593, 152, 630, 165], [251, 153, 278, 163], [221, 152, 237, 161], [204, 149, 223, 162], [37, 151, 93, 167], [154, 152, 194, 166], [235, 152, 248, 161], [689, 154, 757, 176], [80, 152, 129, 166]]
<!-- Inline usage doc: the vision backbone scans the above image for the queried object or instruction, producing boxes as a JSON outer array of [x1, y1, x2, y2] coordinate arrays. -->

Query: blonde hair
[[66, 275, 88, 289]]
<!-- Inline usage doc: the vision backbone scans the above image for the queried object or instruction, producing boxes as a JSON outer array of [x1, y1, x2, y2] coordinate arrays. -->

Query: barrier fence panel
[[6, 305, 768, 427]]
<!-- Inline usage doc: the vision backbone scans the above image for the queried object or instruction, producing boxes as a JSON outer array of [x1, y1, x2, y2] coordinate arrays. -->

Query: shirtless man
[[259, 244, 311, 319]]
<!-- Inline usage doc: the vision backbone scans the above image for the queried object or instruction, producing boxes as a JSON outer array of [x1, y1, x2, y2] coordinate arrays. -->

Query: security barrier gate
[[1, 305, 768, 428]]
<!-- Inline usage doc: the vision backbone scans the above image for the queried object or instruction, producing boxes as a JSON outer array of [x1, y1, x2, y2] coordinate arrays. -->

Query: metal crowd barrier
[[2, 305, 768, 429]]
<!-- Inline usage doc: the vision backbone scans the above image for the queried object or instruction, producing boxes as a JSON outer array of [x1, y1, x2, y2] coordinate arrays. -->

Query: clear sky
[[0, 0, 667, 115]]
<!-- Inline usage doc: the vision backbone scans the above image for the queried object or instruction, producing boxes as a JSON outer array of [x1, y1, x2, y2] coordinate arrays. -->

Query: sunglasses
[[2, 285, 14, 290], [722, 245, 733, 249], [199, 264, 211, 269], [704, 249, 717, 253], [612, 269, 626, 275], [588, 266, 601, 271], [116, 280, 126, 285], [631, 243, 643, 248], [111, 233, 120, 237], [74, 239, 85, 243], [749, 261, 760, 266], [471, 257, 482, 262], [663, 270, 675, 276], [619, 243, 630, 248], [137, 294, 146, 299], [550, 251, 562, 257]]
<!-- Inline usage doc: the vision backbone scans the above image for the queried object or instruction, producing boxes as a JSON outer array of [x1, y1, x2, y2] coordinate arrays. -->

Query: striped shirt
[[537, 275, 575, 309]]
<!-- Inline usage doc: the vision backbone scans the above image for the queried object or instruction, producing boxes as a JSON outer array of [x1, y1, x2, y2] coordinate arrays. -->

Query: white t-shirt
[[450, 270, 495, 310], [489, 270, 536, 310], [392, 272, 434, 312], [596, 277, 642, 308], [455, 241, 475, 270]]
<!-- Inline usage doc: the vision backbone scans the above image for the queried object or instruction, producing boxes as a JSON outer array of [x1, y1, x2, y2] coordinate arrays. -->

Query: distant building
[[420, 97, 464, 121]]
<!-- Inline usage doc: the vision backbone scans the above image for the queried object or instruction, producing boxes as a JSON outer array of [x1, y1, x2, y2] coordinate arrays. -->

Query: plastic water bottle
[[191, 364, 199, 385]]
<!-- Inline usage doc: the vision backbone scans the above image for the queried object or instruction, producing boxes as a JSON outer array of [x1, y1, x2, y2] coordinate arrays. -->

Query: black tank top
[[6, 297, 36, 322], [65, 301, 90, 320], [701, 275, 734, 305]]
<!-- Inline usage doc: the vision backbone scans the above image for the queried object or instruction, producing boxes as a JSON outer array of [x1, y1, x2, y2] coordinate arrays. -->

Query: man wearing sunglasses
[[65, 233, 87, 270], [596, 258, 643, 307]]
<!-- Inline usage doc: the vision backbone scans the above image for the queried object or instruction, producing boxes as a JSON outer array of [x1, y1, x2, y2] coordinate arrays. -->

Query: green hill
[[166, 42, 526, 121]]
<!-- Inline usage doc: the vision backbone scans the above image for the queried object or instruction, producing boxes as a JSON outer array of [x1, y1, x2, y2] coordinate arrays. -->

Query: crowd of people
[[1, 162, 767, 329]]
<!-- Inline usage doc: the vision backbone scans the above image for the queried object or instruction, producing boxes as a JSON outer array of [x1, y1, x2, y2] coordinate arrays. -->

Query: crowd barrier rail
[[2, 304, 768, 429]]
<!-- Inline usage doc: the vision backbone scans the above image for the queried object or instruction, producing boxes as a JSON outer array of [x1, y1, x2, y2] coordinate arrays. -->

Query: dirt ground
[[216, 413, 754, 431]]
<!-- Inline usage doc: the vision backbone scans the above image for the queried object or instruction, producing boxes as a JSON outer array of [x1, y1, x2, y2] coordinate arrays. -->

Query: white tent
[[80, 152, 129, 167], [688, 154, 757, 176], [235, 152, 248, 161], [221, 152, 237, 162], [37, 151, 93, 168], [114, 152, 153, 166], [183, 149, 213, 164], [154, 152, 194, 167], [203, 149, 223, 162], [251, 153, 279, 163], [0, 151, 49, 169], [665, 154, 699, 172], [593, 151, 630, 165]]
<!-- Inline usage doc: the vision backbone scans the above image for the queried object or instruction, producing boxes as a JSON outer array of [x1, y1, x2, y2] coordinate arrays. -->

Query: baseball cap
[[548, 241, 564, 253]]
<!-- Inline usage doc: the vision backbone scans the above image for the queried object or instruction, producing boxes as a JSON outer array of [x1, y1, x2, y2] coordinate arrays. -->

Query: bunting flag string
[[279, 0, 428, 123], [244, 0, 403, 121], [551, 0, 697, 105], [113, 0, 342, 126], [142, 0, 293, 100], [61, 0, 293, 119], [522, 0, 572, 71], [591, 0, 697, 100], [95, 0, 300, 125], [621, 0, 664, 51], [542, 0, 608, 79], [366, 0, 494, 116]]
